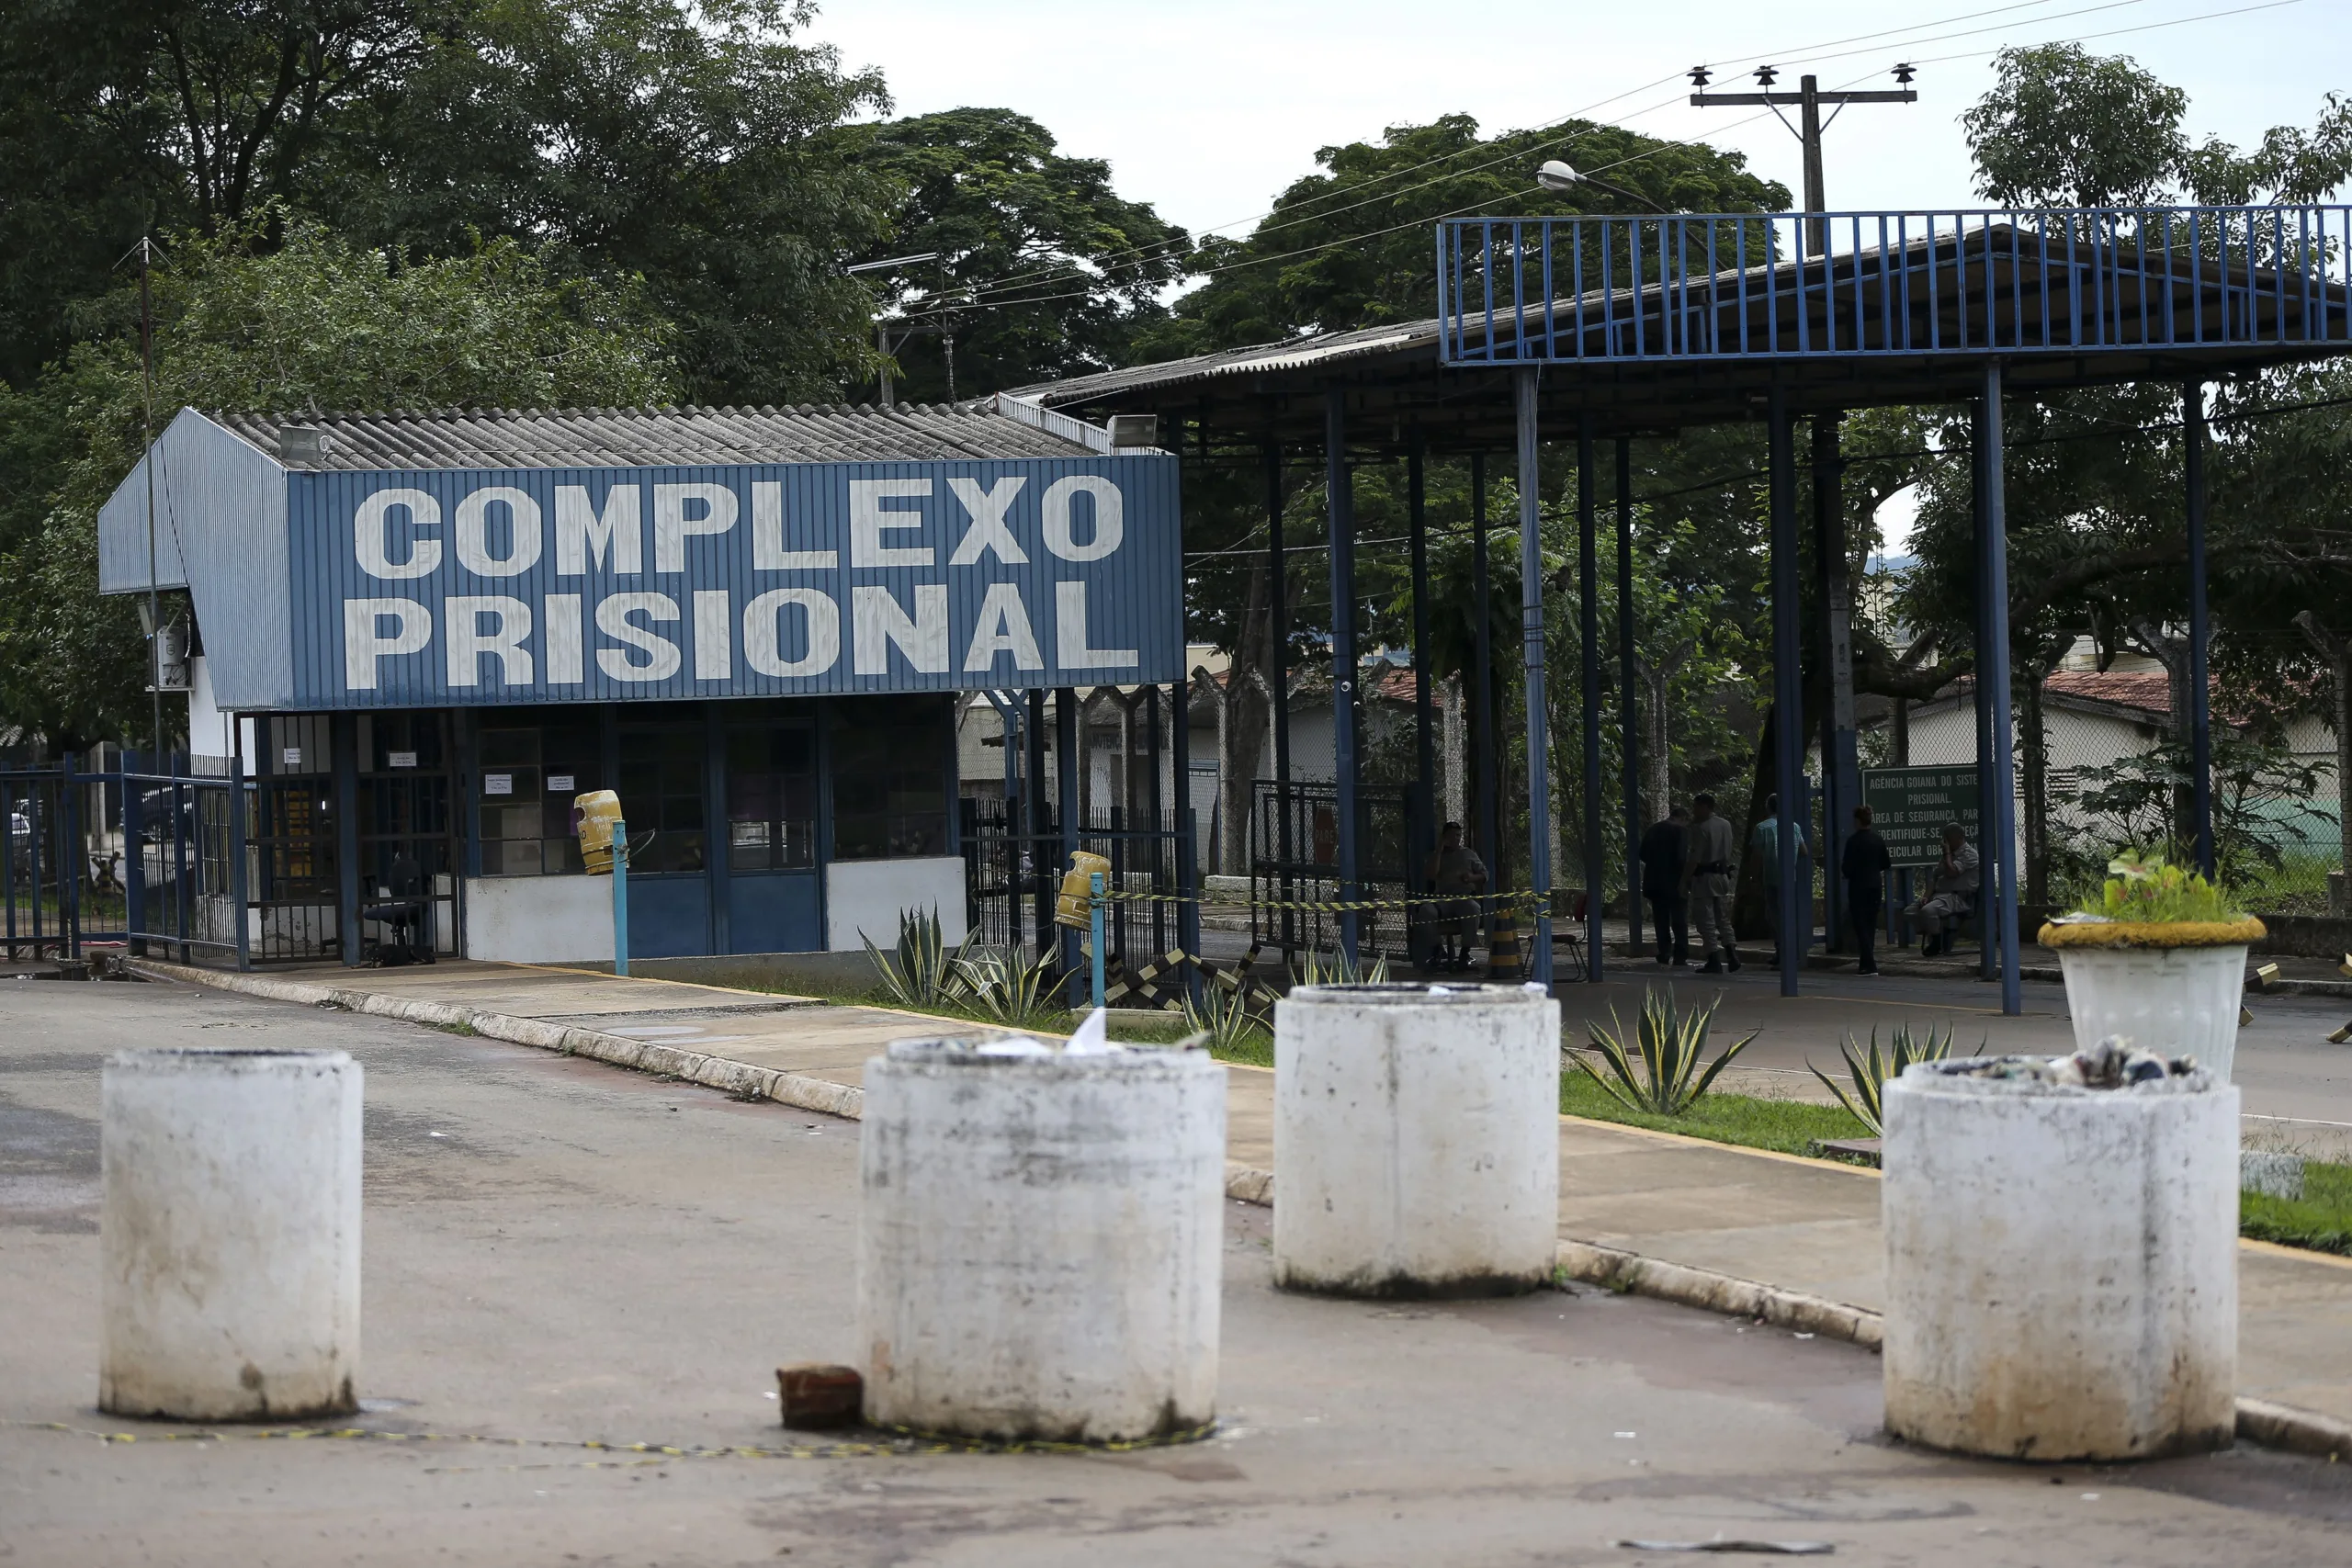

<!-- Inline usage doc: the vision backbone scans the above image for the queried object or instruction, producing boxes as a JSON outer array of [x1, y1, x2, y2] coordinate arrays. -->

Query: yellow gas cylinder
[[1055, 851, 1114, 929], [575, 790, 624, 874]]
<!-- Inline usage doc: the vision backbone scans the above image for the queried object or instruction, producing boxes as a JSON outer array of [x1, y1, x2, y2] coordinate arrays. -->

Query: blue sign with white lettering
[[280, 457, 1182, 707]]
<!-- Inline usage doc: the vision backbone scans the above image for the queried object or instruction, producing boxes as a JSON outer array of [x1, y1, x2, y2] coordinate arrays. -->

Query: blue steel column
[[334, 715, 361, 966], [2184, 381, 2216, 879], [1983, 363, 2023, 1015], [1577, 415, 1603, 982], [1815, 414, 1860, 951], [1057, 686, 1081, 998], [1324, 390, 1362, 967], [1617, 438, 1642, 960], [1408, 433, 1436, 915], [1768, 385, 1804, 998], [1515, 369, 1555, 987], [1972, 401, 1997, 982], [1471, 454, 1499, 919], [1171, 676, 1203, 1003], [1267, 443, 1295, 958]]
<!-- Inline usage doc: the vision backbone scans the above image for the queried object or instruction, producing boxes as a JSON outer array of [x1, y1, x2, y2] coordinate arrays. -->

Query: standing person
[[1639, 806, 1690, 966], [1842, 805, 1893, 976], [1682, 794, 1739, 975], [1749, 793, 1818, 964], [1905, 823, 1980, 958], [1422, 821, 1487, 974]]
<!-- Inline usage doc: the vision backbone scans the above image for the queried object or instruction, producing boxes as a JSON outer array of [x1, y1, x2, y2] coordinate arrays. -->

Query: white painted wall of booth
[[825, 857, 967, 953], [463, 874, 615, 963]]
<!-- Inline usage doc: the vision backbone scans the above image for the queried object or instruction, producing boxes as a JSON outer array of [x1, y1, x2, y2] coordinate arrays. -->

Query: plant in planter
[[2039, 853, 2265, 1080]]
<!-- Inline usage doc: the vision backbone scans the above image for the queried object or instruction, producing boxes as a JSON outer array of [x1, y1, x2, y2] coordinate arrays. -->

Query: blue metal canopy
[[1437, 206, 2352, 367]]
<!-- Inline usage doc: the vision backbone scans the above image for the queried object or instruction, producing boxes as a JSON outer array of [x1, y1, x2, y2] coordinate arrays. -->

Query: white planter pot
[[2057, 943, 2247, 1081], [101, 1048, 363, 1421], [1882, 1062, 2239, 1461], [858, 1040, 1225, 1443], [1273, 983, 1560, 1297]]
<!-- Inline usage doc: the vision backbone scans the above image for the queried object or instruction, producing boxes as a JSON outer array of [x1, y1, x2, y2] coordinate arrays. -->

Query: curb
[[125, 960, 865, 1122], [126, 962, 2352, 1462]]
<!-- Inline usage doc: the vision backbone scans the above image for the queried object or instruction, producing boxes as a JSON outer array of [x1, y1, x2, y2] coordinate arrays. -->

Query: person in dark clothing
[[1842, 805, 1893, 975], [1638, 806, 1690, 965]]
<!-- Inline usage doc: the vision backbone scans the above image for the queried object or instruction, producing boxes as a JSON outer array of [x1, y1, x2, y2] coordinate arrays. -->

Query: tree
[[843, 107, 1191, 403], [1148, 112, 1785, 354], [0, 216, 674, 751]]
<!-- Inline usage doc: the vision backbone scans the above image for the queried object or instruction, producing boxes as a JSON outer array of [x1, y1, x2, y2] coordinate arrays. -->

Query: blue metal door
[[720, 715, 822, 953], [619, 716, 714, 958]]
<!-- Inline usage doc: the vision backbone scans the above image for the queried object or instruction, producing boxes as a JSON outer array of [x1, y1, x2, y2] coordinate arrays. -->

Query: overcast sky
[[807, 0, 2341, 551], [810, 0, 2341, 243]]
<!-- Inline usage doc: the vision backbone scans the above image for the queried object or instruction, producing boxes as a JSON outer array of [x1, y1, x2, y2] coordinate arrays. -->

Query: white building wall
[[825, 857, 967, 953], [464, 875, 616, 964]]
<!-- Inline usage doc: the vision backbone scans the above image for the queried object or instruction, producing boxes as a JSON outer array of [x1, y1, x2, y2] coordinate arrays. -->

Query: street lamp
[[845, 251, 942, 405], [1534, 159, 1647, 206]]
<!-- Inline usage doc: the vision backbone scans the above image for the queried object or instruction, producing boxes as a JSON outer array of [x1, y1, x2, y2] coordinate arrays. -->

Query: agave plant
[[954, 945, 1067, 1032], [864, 906, 971, 1010], [1807, 1022, 1962, 1137], [1291, 947, 1391, 987], [1570, 987, 1758, 1117], [1180, 978, 1268, 1055]]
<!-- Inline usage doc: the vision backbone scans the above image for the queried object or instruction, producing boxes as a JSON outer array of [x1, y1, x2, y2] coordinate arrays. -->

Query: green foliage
[[1807, 1024, 1962, 1139], [2240, 1159, 2352, 1257], [954, 945, 1065, 1032], [863, 906, 971, 1010], [2076, 852, 2245, 923], [846, 107, 1190, 401], [2054, 736, 2333, 893], [0, 216, 675, 749], [1179, 981, 1269, 1058], [1290, 948, 1390, 987], [1558, 1071, 1866, 1157], [1570, 987, 1758, 1118]]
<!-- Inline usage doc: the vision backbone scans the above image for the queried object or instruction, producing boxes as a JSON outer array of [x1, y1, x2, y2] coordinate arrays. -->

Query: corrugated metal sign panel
[[284, 457, 1181, 709]]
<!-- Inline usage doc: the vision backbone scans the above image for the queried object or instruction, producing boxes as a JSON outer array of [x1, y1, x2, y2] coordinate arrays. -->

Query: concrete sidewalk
[[127, 955, 2352, 1450]]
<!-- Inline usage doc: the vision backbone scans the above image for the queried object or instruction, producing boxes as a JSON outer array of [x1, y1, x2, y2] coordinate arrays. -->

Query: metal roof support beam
[[1409, 432, 1437, 923], [1516, 370, 1556, 987], [1057, 687, 1082, 1003], [1816, 413, 1859, 953], [1324, 390, 1363, 969], [1616, 437, 1642, 966], [1577, 414, 1604, 982], [1983, 363, 2023, 1017], [1768, 383, 1804, 999], [1471, 455, 1500, 918], [1267, 442, 1296, 961], [2184, 380, 2216, 880]]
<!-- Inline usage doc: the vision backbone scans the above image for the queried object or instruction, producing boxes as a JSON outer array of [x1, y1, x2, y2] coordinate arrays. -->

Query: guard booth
[[96, 401, 1182, 966]]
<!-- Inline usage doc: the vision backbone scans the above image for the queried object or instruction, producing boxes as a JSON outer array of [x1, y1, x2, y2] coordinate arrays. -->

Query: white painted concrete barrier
[[1882, 1059, 2238, 1461], [2056, 945, 2248, 1081], [858, 1039, 1225, 1442], [1273, 983, 1560, 1297], [100, 1048, 363, 1420]]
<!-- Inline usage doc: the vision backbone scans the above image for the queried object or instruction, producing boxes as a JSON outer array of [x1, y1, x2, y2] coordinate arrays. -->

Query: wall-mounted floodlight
[[1534, 160, 1647, 205], [846, 251, 941, 276]]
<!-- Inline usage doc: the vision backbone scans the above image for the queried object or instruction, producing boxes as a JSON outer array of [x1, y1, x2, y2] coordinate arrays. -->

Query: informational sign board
[[284, 457, 1182, 708], [1861, 765, 1980, 868]]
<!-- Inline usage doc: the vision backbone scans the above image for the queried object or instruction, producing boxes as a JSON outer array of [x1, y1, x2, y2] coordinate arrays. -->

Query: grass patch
[[2241, 1159, 2352, 1256], [1558, 1068, 1870, 1156], [735, 970, 1272, 1054]]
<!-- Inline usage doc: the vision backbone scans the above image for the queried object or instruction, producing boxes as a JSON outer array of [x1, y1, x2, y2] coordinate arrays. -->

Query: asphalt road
[[5, 976, 2351, 1566]]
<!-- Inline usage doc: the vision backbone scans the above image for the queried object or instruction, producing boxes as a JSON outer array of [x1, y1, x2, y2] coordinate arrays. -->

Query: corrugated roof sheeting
[[210, 403, 1096, 470]]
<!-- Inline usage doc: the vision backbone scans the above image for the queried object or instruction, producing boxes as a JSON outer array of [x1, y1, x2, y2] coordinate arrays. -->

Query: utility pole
[[845, 250, 942, 407], [1690, 63, 1916, 949]]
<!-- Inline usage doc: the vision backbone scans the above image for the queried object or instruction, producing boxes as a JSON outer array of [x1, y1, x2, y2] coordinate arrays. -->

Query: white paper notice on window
[[281, 747, 302, 767], [548, 773, 574, 793], [484, 773, 513, 795], [389, 750, 418, 770]]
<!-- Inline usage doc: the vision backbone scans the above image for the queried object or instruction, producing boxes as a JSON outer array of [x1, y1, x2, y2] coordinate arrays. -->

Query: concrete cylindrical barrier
[[1273, 983, 1560, 1297], [858, 1039, 1225, 1443], [1882, 1057, 2239, 1461], [101, 1048, 364, 1420]]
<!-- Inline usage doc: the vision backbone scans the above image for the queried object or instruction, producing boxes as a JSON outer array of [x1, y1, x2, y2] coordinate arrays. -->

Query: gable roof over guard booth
[[98, 400, 1182, 712]]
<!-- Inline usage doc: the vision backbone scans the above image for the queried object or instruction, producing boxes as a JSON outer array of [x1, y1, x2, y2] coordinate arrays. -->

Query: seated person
[[1904, 823, 1979, 958]]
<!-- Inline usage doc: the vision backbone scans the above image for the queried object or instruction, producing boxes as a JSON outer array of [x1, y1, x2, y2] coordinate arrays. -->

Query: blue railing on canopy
[[1434, 208, 2352, 366]]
